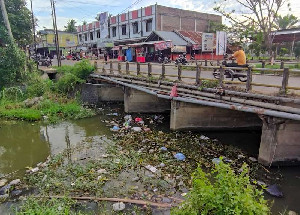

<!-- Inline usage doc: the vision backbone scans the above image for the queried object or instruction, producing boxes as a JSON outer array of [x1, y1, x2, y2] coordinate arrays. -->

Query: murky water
[[0, 112, 299, 214]]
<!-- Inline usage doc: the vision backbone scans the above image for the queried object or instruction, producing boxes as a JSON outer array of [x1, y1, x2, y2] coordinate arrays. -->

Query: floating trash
[[174, 153, 186, 161]]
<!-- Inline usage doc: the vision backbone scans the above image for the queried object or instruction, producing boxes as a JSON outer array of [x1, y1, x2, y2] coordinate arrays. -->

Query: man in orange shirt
[[227, 45, 246, 67]]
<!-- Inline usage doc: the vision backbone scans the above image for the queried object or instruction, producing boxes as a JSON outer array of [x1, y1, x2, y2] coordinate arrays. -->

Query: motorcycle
[[158, 55, 171, 64], [212, 59, 248, 82], [39, 57, 52, 67], [175, 54, 187, 65]]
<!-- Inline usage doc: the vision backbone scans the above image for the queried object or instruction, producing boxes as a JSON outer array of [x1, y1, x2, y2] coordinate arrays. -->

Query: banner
[[216, 31, 227, 55], [154, 41, 173, 51], [97, 38, 114, 48], [99, 12, 109, 39], [202, 33, 214, 52], [171, 46, 186, 53]]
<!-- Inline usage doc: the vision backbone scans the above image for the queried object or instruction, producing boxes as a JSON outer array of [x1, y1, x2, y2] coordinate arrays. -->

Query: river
[[0, 111, 299, 214]]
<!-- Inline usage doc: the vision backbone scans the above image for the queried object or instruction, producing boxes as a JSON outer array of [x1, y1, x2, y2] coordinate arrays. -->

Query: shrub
[[172, 159, 270, 215], [56, 72, 84, 94], [0, 41, 26, 88], [73, 59, 95, 79]]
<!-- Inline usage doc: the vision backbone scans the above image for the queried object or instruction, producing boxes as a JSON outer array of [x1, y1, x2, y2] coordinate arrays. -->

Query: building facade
[[76, 4, 222, 48], [37, 29, 78, 56]]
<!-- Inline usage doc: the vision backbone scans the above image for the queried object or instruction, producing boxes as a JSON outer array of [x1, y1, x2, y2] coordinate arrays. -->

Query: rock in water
[[266, 184, 283, 197], [112, 202, 125, 211], [9, 179, 21, 186], [0, 185, 11, 195]]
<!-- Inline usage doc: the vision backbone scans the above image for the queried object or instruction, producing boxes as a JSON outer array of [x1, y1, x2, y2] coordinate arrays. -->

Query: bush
[[56, 72, 84, 94], [172, 159, 270, 215], [0, 41, 26, 88], [73, 59, 95, 79]]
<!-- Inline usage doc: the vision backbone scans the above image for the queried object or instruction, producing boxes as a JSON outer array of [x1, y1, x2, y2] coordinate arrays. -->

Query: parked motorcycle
[[175, 54, 187, 65], [212, 59, 248, 82], [39, 57, 52, 67], [158, 54, 171, 64]]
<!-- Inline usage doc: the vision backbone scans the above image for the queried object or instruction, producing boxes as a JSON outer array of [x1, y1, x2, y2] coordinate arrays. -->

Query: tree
[[82, 20, 87, 25], [214, 0, 290, 57], [0, 0, 32, 47], [64, 19, 77, 33], [276, 14, 299, 30]]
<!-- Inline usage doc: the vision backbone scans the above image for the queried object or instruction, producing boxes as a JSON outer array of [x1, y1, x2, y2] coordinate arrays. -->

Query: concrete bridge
[[83, 62, 300, 166]]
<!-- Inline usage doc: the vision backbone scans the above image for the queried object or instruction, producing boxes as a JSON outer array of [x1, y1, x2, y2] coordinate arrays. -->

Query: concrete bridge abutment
[[258, 117, 300, 166], [81, 83, 124, 104], [124, 87, 170, 113], [170, 100, 262, 130]]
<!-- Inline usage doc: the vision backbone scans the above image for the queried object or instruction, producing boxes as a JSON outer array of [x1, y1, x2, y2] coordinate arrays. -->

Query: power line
[[120, 0, 144, 14]]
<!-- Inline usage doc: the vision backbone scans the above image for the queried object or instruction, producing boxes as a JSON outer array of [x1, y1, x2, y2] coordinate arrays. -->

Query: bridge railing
[[94, 61, 300, 96]]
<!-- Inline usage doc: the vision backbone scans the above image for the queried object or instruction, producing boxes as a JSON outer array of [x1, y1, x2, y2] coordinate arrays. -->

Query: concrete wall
[[156, 5, 222, 32], [170, 101, 262, 130], [124, 87, 170, 113], [97, 84, 124, 102], [259, 117, 300, 166]]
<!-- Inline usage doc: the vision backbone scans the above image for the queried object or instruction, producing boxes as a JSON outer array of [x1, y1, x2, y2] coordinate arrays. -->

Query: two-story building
[[109, 4, 222, 46], [37, 29, 78, 57]]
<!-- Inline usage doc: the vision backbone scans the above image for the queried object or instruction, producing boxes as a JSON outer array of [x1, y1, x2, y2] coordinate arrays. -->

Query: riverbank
[[1, 104, 298, 214]]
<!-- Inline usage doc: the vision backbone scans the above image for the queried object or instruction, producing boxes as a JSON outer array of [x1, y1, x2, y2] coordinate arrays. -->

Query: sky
[[26, 0, 300, 31]]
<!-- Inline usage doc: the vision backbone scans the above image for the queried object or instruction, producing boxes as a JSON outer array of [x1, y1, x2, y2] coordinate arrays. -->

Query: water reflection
[[0, 117, 112, 178]]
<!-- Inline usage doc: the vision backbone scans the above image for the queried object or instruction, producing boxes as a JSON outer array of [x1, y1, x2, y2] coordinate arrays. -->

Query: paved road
[[51, 59, 300, 96]]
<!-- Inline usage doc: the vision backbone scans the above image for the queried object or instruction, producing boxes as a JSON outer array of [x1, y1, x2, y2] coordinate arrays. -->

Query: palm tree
[[276, 14, 299, 30], [64, 19, 77, 33]]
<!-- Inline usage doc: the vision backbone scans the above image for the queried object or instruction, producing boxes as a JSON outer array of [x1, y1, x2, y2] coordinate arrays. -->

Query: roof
[[145, 31, 188, 46], [272, 28, 300, 43], [175, 30, 203, 44]]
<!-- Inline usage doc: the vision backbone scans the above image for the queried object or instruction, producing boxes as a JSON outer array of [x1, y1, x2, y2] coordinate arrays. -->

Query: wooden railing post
[[148, 62, 152, 77], [246, 66, 253, 91], [280, 68, 290, 95], [178, 63, 182, 81], [280, 60, 284, 69], [161, 63, 165, 79], [118, 62, 121, 74], [109, 61, 113, 74], [219, 66, 224, 88], [136, 62, 140, 76], [196, 64, 201, 85], [261, 61, 265, 74], [94, 61, 98, 72], [205, 60, 208, 66], [126, 61, 129, 75]]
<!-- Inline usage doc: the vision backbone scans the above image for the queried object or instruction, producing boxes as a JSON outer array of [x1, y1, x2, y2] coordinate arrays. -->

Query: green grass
[[253, 63, 300, 69], [0, 97, 95, 122], [15, 196, 85, 215]]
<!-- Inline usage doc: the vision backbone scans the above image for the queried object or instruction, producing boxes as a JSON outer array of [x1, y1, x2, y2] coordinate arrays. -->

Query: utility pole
[[0, 0, 13, 40], [30, 0, 38, 69], [50, 0, 61, 67]]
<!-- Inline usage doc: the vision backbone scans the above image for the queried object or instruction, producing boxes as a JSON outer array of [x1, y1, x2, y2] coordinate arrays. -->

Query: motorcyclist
[[227, 45, 246, 67]]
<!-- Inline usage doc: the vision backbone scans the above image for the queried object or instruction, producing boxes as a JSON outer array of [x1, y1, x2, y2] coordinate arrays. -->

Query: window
[[79, 34, 82, 42], [90, 32, 93, 41], [146, 19, 152, 32], [96, 30, 100, 38], [112, 27, 117, 37], [122, 24, 126, 35], [84, 33, 88, 41], [132, 22, 138, 34]]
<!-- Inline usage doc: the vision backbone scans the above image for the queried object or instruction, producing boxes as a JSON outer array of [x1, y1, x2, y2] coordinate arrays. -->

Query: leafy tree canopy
[[214, 0, 290, 55], [64, 19, 77, 33], [0, 0, 33, 47], [276, 14, 299, 30]]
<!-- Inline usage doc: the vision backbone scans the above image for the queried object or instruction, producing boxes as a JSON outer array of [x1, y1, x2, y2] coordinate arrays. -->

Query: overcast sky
[[26, 0, 300, 31]]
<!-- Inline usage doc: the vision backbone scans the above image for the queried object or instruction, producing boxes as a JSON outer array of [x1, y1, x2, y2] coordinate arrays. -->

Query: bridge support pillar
[[259, 117, 300, 166], [170, 100, 261, 130], [124, 87, 170, 113]]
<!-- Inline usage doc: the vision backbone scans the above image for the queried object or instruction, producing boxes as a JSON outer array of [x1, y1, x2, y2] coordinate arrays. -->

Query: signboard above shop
[[97, 38, 114, 48], [202, 33, 214, 52]]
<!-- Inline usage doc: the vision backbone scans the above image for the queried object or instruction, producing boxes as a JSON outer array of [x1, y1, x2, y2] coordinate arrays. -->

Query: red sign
[[132, 10, 138, 19], [95, 21, 100, 28], [121, 13, 126, 22], [83, 25, 87, 31], [111, 16, 116, 24], [88, 23, 93, 30], [145, 6, 152, 16]]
